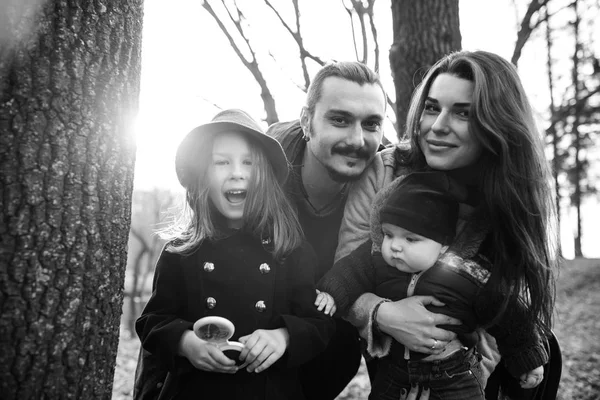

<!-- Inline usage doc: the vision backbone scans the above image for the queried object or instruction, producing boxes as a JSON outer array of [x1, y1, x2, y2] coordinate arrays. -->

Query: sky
[[132, 0, 599, 258]]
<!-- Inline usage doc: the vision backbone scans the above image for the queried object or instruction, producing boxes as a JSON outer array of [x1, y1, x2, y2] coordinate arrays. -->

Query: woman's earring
[[303, 133, 310, 142]]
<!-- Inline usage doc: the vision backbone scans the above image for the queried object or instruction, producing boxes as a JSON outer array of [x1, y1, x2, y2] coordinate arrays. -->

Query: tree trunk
[[389, 0, 461, 137], [0, 1, 143, 398]]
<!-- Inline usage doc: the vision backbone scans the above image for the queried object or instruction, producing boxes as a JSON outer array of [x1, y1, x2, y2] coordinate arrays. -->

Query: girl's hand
[[178, 330, 238, 373], [377, 296, 460, 354], [238, 328, 289, 373], [315, 289, 337, 316], [519, 365, 544, 388]]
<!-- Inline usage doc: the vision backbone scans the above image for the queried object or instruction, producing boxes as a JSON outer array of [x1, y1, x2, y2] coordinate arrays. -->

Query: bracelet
[[372, 299, 391, 335]]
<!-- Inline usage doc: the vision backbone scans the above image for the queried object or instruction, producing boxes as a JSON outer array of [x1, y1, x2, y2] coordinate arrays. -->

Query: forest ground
[[112, 258, 600, 400]]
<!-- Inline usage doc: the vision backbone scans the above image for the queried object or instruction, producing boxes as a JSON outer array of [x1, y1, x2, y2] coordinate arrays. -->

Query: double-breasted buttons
[[206, 297, 216, 309], [259, 263, 270, 274], [203, 262, 215, 272], [255, 300, 266, 312]]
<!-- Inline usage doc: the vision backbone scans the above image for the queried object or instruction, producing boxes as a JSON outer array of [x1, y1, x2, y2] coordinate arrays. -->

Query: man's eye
[[363, 120, 382, 132], [330, 116, 348, 125]]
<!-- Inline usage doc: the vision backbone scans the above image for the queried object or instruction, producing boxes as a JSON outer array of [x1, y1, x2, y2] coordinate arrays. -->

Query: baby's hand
[[238, 328, 289, 373], [519, 365, 544, 388], [178, 330, 238, 373], [315, 289, 337, 316]]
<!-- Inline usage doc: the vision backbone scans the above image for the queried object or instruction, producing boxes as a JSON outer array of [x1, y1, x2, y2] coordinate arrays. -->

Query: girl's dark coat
[[136, 232, 335, 400]]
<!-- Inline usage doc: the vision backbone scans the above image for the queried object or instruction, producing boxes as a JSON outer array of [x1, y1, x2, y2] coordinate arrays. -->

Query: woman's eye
[[423, 103, 439, 113], [456, 110, 470, 118]]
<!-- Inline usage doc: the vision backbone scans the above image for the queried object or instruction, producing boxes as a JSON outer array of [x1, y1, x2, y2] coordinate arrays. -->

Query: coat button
[[203, 262, 214, 272], [206, 297, 216, 309], [259, 263, 270, 274], [255, 300, 266, 312]]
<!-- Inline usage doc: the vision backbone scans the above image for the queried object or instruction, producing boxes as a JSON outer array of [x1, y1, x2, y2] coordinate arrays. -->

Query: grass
[[112, 258, 600, 400]]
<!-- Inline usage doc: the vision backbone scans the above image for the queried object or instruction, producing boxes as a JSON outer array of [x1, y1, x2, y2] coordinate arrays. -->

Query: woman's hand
[[238, 328, 290, 373], [315, 289, 337, 316], [400, 385, 430, 400], [178, 330, 238, 373], [520, 365, 544, 388], [376, 295, 460, 354]]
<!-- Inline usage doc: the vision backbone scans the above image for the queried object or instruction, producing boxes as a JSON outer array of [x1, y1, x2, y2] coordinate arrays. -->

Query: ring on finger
[[431, 339, 438, 350]]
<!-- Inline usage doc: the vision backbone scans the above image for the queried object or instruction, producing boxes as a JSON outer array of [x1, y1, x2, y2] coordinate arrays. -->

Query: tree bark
[[389, 0, 462, 138], [0, 0, 143, 398]]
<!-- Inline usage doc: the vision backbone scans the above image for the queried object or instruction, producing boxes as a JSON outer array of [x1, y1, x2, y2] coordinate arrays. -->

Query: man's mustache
[[332, 145, 371, 160]]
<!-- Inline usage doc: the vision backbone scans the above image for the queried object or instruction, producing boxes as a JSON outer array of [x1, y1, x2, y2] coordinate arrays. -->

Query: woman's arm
[[335, 150, 391, 262]]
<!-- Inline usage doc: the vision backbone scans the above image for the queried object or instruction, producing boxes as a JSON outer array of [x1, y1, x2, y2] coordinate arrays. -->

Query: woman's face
[[419, 73, 483, 171]]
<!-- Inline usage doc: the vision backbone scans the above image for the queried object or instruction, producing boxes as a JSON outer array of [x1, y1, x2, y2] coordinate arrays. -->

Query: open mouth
[[224, 190, 247, 204]]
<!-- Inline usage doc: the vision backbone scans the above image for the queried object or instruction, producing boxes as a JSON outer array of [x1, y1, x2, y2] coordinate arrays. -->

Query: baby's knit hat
[[379, 171, 467, 245]]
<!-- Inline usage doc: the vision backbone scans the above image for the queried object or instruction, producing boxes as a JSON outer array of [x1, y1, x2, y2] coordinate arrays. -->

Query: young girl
[[136, 109, 335, 400]]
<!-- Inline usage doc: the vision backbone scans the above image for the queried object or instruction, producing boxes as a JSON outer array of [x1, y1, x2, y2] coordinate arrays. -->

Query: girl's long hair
[[404, 50, 559, 335], [161, 132, 303, 261]]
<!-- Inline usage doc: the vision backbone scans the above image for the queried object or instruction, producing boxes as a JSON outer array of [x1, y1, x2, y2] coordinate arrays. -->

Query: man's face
[[303, 77, 386, 182]]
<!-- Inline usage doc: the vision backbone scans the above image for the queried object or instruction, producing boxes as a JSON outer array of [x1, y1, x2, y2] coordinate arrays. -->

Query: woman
[[320, 50, 559, 398]]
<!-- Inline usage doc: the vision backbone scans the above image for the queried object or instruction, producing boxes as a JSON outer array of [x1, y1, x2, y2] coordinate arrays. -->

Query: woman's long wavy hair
[[404, 50, 559, 335], [161, 131, 303, 261]]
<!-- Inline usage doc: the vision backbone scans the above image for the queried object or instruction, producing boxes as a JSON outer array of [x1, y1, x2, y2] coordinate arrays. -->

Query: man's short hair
[[305, 61, 386, 116]]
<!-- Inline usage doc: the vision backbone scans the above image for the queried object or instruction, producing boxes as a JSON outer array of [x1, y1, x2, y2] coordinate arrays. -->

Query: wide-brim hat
[[175, 109, 289, 188]]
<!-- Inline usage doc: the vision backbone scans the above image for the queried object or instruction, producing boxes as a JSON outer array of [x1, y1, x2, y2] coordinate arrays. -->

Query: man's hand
[[238, 328, 289, 373], [178, 330, 238, 373], [376, 295, 460, 355], [315, 289, 337, 316]]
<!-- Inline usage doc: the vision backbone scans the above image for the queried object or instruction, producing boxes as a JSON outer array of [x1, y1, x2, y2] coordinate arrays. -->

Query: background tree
[[0, 0, 143, 398], [389, 0, 461, 135]]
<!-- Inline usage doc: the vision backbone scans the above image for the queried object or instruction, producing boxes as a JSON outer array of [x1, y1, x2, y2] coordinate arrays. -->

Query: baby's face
[[381, 223, 446, 273]]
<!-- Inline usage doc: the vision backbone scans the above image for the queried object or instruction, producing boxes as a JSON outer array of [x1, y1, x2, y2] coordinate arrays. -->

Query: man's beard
[[325, 143, 372, 183]]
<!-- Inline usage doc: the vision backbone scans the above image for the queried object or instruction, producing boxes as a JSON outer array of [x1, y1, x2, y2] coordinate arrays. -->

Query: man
[[267, 61, 386, 400], [133, 61, 387, 400]]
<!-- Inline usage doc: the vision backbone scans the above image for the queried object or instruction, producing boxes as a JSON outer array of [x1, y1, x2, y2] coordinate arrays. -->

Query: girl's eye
[[243, 159, 253, 166], [213, 159, 228, 166], [382, 232, 391, 238]]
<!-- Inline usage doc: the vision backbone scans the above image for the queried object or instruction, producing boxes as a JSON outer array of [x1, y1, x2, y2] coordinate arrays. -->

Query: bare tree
[[201, 0, 384, 124], [0, 0, 143, 398], [543, 7, 565, 231]]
